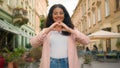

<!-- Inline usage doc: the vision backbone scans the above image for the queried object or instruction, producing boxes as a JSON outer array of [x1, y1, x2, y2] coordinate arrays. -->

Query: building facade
[[35, 0, 48, 34], [0, 0, 47, 50], [72, 0, 120, 51]]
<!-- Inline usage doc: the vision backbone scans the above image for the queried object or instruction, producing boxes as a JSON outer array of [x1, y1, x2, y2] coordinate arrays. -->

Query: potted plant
[[3, 48, 26, 68], [29, 46, 42, 61], [83, 54, 92, 64], [0, 52, 5, 68]]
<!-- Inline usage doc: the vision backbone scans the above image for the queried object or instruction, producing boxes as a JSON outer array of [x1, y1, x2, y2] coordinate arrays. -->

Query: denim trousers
[[50, 57, 69, 68]]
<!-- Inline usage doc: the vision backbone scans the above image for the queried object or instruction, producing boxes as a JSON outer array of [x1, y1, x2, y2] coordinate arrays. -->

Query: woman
[[30, 4, 90, 68]]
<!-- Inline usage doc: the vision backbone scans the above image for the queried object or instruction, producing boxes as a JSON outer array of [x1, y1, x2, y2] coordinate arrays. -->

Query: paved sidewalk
[[79, 57, 120, 68], [91, 61, 119, 68]]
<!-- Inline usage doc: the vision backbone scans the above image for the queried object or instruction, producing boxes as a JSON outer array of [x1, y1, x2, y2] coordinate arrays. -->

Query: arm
[[60, 22, 90, 45], [71, 29, 90, 45], [30, 28, 51, 47], [30, 22, 60, 47]]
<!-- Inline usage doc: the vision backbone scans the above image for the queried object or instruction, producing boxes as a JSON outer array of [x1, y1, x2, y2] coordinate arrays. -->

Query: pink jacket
[[30, 28, 90, 68]]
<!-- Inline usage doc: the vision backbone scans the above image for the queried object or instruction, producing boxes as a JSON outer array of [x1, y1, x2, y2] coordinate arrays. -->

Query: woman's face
[[52, 7, 64, 22]]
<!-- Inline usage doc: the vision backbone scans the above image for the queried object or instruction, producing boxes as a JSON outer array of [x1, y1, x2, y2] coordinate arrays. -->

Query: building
[[35, 0, 48, 34], [72, 0, 120, 51], [0, 0, 47, 50]]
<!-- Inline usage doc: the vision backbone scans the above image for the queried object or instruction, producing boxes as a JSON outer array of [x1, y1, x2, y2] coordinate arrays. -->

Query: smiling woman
[[30, 4, 90, 68]]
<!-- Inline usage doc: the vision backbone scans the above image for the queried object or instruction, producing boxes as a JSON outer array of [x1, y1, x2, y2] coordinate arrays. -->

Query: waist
[[50, 57, 68, 61]]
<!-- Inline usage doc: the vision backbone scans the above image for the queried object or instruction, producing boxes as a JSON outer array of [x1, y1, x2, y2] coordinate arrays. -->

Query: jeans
[[50, 57, 69, 68]]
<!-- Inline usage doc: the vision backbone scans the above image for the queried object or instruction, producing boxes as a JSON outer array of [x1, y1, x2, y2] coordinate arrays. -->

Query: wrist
[[44, 27, 52, 34], [68, 28, 74, 34]]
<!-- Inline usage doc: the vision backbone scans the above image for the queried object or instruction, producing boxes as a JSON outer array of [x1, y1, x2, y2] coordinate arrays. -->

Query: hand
[[59, 22, 73, 33], [49, 22, 59, 30], [44, 21, 62, 34]]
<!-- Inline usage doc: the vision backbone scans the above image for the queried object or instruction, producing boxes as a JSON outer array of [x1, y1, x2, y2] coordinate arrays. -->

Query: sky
[[47, 0, 79, 16]]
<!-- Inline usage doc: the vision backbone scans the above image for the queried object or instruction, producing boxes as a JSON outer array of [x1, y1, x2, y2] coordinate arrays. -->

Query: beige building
[[35, 0, 48, 34], [72, 0, 120, 52], [0, 0, 47, 49]]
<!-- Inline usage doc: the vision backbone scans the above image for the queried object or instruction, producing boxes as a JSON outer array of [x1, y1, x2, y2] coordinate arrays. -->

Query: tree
[[40, 16, 46, 30]]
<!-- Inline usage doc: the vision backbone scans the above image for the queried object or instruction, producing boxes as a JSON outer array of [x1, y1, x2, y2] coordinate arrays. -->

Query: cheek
[[61, 17, 64, 21], [52, 15, 56, 19]]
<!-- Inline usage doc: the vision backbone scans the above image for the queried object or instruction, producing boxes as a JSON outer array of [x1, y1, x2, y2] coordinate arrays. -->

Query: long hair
[[44, 4, 74, 36]]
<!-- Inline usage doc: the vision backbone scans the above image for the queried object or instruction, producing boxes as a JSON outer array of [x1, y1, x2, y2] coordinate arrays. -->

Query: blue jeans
[[50, 57, 69, 68]]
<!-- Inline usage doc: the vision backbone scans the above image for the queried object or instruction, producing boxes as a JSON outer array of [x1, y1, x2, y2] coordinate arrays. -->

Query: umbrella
[[88, 30, 120, 53], [88, 30, 120, 39]]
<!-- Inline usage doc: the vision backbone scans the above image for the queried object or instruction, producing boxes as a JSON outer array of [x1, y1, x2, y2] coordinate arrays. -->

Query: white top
[[50, 31, 68, 58]]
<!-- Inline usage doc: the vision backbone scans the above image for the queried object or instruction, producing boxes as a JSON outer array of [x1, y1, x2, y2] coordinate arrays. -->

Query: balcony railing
[[12, 7, 28, 26]]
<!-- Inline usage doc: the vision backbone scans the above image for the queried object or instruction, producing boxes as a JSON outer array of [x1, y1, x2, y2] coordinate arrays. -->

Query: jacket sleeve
[[30, 29, 47, 47], [72, 29, 90, 45]]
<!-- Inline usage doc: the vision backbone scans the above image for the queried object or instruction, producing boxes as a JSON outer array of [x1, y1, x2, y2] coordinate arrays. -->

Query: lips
[[55, 18, 63, 21]]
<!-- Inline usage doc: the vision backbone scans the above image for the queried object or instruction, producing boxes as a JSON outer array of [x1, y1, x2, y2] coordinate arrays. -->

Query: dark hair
[[44, 4, 74, 36]]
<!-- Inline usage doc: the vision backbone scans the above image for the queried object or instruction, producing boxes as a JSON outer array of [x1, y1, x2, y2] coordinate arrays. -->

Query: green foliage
[[40, 16, 46, 30], [3, 48, 26, 62], [83, 54, 92, 64], [40, 21, 44, 30], [29, 46, 42, 61]]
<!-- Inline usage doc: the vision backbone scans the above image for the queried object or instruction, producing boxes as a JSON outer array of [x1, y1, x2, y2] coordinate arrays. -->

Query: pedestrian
[[30, 4, 90, 68], [92, 45, 98, 59], [86, 47, 91, 54], [92, 45, 98, 54]]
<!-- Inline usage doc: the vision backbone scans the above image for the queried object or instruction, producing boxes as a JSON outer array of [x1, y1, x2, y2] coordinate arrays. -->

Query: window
[[116, 0, 120, 10], [105, 0, 110, 16], [82, 5, 84, 16], [98, 5, 101, 21], [118, 25, 120, 33], [88, 0, 90, 9], [88, 15, 91, 27], [93, 11, 96, 24], [82, 4, 86, 16], [82, 20, 86, 32]]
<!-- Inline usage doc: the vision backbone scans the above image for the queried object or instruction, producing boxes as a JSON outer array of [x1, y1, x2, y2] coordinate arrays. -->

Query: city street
[[0, 0, 120, 68], [79, 57, 120, 68]]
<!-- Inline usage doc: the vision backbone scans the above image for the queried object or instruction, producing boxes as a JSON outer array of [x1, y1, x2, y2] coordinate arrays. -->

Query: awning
[[88, 30, 120, 39], [0, 19, 20, 34], [0, 19, 31, 38]]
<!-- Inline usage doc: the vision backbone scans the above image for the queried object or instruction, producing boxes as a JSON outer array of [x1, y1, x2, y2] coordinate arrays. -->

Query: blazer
[[30, 28, 90, 68]]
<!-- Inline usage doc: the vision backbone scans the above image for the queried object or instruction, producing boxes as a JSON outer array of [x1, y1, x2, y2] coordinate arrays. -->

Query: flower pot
[[7, 62, 18, 68], [8, 62, 14, 68], [0, 56, 5, 68]]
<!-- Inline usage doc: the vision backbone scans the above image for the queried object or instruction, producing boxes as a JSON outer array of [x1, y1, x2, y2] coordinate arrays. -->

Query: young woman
[[30, 4, 90, 68]]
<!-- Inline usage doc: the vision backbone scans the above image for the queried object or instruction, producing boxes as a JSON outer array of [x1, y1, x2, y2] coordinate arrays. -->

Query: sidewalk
[[91, 61, 119, 68], [79, 57, 120, 68]]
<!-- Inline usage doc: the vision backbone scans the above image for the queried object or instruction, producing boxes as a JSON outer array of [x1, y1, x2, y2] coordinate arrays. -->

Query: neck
[[54, 26, 62, 32]]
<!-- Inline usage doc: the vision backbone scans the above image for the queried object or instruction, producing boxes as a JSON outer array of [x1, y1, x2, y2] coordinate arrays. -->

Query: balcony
[[12, 7, 28, 26], [96, 0, 101, 6]]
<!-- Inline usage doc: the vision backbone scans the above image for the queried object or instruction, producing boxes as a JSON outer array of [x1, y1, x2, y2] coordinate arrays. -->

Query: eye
[[53, 12, 58, 15], [53, 12, 64, 15], [59, 12, 64, 15]]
